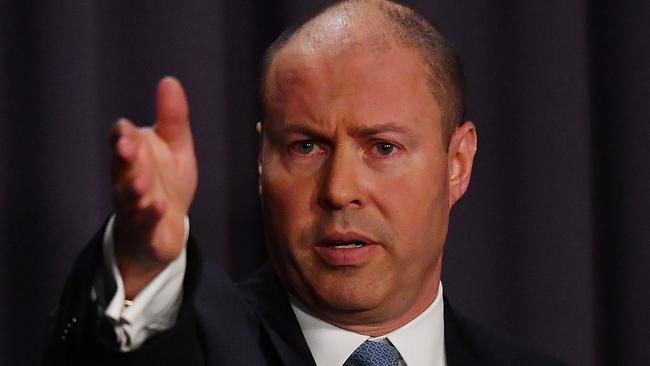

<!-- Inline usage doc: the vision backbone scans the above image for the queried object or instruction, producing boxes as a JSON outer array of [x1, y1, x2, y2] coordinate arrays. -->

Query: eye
[[290, 140, 321, 156], [372, 142, 399, 156]]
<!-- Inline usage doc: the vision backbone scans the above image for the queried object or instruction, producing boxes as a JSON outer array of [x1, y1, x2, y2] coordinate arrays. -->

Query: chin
[[306, 270, 388, 315]]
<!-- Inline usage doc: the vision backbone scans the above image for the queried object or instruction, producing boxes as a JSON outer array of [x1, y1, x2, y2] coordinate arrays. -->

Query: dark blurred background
[[1, 0, 648, 365]]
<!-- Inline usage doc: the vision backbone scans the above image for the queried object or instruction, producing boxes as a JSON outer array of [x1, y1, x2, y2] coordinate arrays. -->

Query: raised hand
[[110, 77, 198, 299]]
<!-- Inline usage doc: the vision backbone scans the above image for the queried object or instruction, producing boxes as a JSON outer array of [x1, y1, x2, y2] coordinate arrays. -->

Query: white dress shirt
[[95, 215, 188, 351], [291, 283, 447, 366], [98, 217, 447, 365]]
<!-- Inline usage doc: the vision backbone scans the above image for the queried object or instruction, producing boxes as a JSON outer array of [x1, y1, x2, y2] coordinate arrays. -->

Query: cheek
[[261, 156, 316, 240], [374, 160, 450, 256], [261, 155, 323, 285]]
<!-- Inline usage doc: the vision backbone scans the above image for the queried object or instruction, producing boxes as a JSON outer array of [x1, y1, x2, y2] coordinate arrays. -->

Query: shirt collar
[[291, 282, 446, 366]]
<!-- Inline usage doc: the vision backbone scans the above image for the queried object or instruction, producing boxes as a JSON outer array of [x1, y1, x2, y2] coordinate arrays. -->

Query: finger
[[112, 118, 140, 165], [113, 175, 147, 213], [111, 118, 137, 147], [123, 175, 168, 217], [154, 76, 191, 151], [111, 135, 141, 183], [129, 198, 166, 230], [131, 175, 149, 205], [115, 135, 137, 162]]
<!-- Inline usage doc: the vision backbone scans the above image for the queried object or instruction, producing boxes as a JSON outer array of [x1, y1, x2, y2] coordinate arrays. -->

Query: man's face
[[259, 43, 455, 333]]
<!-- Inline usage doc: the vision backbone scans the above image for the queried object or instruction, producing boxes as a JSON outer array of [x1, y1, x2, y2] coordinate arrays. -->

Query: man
[[44, 1, 567, 365]]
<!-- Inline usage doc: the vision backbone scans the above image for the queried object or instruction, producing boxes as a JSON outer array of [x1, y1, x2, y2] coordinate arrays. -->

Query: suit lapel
[[239, 265, 317, 366], [444, 297, 485, 365], [444, 296, 520, 366]]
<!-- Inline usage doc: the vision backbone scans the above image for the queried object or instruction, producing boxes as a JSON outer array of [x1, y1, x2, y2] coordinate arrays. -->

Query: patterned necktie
[[344, 340, 402, 366]]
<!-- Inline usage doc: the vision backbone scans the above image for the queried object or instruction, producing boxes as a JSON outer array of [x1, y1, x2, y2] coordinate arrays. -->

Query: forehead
[[265, 43, 437, 122]]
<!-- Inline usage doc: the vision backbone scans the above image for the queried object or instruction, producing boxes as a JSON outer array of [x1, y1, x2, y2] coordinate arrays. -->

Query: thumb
[[154, 76, 192, 150]]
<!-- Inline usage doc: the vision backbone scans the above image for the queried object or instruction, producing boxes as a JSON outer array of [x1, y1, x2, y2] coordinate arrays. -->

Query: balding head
[[261, 0, 465, 147]]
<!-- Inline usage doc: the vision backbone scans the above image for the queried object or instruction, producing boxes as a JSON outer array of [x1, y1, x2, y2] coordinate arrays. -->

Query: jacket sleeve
[[41, 220, 205, 366]]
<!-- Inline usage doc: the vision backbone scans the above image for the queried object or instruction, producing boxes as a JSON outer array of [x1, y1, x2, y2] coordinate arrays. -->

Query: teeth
[[330, 241, 366, 249]]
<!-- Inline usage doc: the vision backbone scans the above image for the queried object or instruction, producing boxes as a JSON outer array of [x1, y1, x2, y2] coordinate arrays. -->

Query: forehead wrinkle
[[267, 47, 435, 141], [270, 38, 416, 107], [266, 53, 318, 113], [267, 62, 329, 128]]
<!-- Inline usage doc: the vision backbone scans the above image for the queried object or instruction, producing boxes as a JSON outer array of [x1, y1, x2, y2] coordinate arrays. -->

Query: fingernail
[[116, 118, 132, 131], [161, 75, 177, 83]]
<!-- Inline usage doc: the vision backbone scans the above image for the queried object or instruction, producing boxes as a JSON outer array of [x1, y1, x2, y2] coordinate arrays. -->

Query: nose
[[317, 147, 363, 210]]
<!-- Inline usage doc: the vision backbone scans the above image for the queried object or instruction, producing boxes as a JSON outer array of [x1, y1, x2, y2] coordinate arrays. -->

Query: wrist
[[113, 213, 188, 299]]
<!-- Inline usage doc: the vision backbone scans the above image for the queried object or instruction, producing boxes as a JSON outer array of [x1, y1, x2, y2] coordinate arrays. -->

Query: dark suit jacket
[[43, 228, 568, 366]]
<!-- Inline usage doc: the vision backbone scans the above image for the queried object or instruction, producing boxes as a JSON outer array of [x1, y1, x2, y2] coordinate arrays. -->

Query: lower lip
[[314, 244, 377, 266]]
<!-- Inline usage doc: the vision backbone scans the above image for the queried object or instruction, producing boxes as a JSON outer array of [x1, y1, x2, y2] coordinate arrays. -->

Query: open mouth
[[326, 241, 367, 249], [316, 235, 375, 265]]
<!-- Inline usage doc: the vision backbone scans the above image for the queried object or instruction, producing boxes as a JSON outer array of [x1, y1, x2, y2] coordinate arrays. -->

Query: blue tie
[[344, 340, 402, 366]]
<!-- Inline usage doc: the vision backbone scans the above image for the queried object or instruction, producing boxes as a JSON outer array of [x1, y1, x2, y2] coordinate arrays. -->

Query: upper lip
[[317, 231, 379, 247]]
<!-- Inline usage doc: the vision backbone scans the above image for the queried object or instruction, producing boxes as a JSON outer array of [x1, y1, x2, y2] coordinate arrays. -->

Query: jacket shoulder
[[236, 265, 316, 366], [444, 298, 569, 366]]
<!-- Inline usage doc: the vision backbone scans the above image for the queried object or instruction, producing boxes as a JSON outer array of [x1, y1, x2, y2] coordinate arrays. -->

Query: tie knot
[[345, 340, 401, 366]]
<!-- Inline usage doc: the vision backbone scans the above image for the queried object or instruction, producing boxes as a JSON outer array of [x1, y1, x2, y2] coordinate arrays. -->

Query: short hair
[[260, 0, 466, 147]]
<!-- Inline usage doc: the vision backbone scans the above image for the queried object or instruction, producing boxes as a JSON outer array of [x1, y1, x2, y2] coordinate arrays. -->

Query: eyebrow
[[279, 124, 329, 141], [347, 122, 409, 137], [279, 122, 409, 139]]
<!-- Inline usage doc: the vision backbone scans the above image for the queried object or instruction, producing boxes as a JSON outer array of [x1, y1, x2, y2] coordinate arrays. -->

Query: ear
[[447, 121, 477, 207], [256, 121, 263, 195]]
